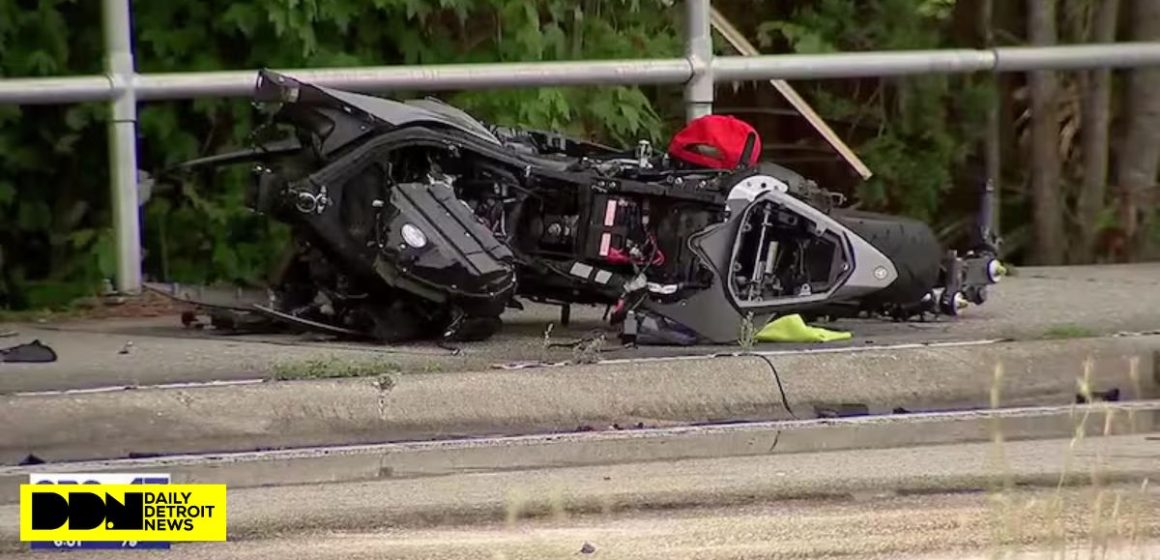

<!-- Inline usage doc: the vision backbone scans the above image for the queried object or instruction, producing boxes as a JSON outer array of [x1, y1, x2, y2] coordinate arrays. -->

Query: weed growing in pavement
[[1042, 323, 1097, 340], [738, 312, 757, 350], [572, 332, 605, 365], [373, 373, 398, 419], [271, 354, 403, 380], [1127, 355, 1143, 432], [541, 322, 555, 363]]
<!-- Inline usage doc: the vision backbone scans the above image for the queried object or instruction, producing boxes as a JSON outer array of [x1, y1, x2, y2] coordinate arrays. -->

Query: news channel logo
[[21, 473, 227, 551]]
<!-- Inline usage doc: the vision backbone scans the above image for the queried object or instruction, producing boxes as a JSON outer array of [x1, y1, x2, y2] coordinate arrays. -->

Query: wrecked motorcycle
[[155, 69, 1002, 345]]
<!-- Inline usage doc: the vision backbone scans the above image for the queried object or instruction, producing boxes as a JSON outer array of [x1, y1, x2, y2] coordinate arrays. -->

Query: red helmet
[[667, 114, 762, 170]]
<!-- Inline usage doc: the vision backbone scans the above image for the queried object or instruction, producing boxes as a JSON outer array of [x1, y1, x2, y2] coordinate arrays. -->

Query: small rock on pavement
[[580, 542, 596, 554], [119, 341, 134, 355]]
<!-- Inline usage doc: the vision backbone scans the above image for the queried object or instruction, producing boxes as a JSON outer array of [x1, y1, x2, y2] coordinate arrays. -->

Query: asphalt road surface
[[2, 432, 1158, 558], [7, 489, 1158, 560], [3, 479, 1158, 559], [2, 263, 1159, 393]]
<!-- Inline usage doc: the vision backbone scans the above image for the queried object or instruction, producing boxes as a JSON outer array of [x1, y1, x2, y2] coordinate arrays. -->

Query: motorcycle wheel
[[831, 209, 942, 306]]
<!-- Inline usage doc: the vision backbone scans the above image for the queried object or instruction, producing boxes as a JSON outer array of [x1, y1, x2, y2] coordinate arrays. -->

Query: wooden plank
[[709, 8, 874, 180]]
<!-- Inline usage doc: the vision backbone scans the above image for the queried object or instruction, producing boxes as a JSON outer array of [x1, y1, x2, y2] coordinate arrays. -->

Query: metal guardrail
[[1, 0, 1159, 293], [8, 45, 1160, 104]]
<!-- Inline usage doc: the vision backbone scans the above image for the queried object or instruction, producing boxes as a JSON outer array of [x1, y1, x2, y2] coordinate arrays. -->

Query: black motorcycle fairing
[[165, 137, 304, 172], [380, 180, 516, 315], [255, 69, 502, 158]]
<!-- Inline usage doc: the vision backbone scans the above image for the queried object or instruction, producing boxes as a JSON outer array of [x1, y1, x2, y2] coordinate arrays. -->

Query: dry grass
[[985, 354, 1155, 559], [738, 312, 758, 350]]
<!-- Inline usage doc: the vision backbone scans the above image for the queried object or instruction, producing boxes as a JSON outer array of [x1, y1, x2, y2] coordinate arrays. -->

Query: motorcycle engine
[[535, 214, 580, 251]]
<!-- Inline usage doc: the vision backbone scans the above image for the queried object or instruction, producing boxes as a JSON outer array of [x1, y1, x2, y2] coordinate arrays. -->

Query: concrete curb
[[1, 403, 1157, 505], [2, 335, 1158, 465]]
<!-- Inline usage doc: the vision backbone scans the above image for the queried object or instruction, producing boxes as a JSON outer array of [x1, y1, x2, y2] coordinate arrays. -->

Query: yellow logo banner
[[19, 484, 227, 542]]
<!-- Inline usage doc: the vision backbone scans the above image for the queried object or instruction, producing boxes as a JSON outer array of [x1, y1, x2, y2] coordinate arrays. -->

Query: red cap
[[667, 114, 762, 170]]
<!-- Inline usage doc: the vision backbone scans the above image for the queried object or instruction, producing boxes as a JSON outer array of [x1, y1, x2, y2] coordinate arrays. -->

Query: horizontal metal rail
[[714, 42, 1160, 80], [1, 0, 1159, 297], [3, 43, 1160, 105]]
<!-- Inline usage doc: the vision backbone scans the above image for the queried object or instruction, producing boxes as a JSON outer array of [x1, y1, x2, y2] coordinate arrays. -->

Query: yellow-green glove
[[755, 314, 852, 343]]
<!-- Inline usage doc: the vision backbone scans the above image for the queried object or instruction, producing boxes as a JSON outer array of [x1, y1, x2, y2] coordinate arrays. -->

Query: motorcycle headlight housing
[[401, 223, 428, 248]]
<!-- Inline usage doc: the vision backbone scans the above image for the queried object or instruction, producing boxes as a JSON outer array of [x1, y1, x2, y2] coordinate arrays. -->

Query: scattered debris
[[1114, 329, 1160, 337], [492, 360, 571, 370], [612, 422, 647, 430], [814, 403, 870, 419], [0, 340, 57, 363], [119, 341, 134, 355], [580, 543, 597, 554], [181, 311, 205, 329], [1076, 387, 1121, 404]]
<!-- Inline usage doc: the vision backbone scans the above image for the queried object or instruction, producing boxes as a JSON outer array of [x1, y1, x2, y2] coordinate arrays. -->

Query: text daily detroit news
[[33, 489, 216, 532], [20, 473, 227, 545]]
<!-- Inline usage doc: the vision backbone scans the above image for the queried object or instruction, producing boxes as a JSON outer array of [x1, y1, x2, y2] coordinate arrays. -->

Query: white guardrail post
[[103, 0, 141, 294], [684, 0, 714, 121]]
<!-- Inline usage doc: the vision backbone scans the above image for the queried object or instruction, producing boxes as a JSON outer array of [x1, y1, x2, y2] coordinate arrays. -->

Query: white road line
[[493, 338, 1011, 369], [597, 337, 1009, 365], [8, 378, 267, 397]]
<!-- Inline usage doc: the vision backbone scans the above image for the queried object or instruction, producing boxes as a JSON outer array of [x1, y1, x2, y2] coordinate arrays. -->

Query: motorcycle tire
[[831, 209, 942, 306], [368, 300, 443, 343], [443, 315, 503, 342]]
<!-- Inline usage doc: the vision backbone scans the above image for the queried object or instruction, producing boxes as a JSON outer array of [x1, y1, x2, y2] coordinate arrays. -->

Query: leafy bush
[[757, 0, 989, 228], [0, 0, 681, 309]]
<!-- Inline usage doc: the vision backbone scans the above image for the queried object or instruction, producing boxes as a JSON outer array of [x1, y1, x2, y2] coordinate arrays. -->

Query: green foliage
[[0, 0, 681, 309], [759, 0, 988, 227]]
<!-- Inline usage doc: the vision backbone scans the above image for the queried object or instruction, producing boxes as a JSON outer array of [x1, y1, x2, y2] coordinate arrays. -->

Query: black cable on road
[[706, 350, 797, 420]]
